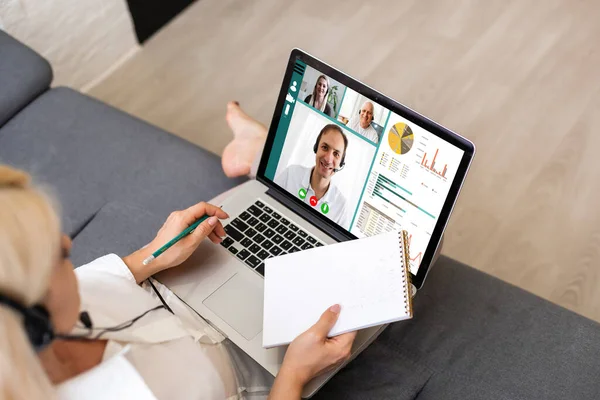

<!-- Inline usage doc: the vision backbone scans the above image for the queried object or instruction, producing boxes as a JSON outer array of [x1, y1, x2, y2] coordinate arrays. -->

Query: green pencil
[[142, 214, 210, 265]]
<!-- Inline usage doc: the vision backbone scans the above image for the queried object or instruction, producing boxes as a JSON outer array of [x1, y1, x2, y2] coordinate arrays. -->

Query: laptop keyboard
[[221, 200, 324, 276]]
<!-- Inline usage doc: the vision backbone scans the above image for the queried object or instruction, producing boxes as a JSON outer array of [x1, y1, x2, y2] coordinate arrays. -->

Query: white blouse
[[56, 254, 272, 399]]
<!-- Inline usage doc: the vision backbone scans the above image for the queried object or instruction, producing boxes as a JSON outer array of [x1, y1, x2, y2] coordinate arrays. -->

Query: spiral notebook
[[263, 230, 413, 348]]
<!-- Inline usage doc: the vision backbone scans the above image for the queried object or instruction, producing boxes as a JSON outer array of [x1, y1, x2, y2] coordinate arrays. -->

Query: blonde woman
[[304, 75, 334, 117], [0, 165, 356, 400]]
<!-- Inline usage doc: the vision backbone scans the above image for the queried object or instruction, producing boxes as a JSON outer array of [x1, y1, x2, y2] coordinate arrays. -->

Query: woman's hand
[[123, 202, 228, 283], [269, 305, 357, 399]]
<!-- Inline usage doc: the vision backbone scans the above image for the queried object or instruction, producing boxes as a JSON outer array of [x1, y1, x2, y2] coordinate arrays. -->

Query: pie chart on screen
[[388, 122, 414, 155]]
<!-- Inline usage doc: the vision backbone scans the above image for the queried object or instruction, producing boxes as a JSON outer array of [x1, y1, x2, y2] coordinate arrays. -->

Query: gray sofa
[[2, 30, 600, 399]]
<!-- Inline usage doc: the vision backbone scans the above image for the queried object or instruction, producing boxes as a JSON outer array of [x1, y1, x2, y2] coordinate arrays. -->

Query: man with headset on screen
[[275, 123, 350, 228]]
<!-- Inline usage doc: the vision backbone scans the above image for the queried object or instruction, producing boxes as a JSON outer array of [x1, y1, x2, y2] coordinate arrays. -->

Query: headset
[[0, 279, 172, 352], [313, 124, 348, 173], [358, 102, 375, 125]]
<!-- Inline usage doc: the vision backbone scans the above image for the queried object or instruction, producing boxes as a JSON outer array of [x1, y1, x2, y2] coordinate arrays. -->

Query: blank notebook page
[[263, 231, 412, 348]]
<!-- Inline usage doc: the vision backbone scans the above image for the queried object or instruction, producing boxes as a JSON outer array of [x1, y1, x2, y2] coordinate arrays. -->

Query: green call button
[[298, 188, 307, 199], [321, 203, 330, 214]]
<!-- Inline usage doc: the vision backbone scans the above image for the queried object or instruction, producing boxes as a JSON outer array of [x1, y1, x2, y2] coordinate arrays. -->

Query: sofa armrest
[[0, 29, 52, 127]]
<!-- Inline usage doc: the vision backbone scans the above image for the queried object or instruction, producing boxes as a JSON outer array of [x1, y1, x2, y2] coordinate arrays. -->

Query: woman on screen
[[304, 75, 334, 117]]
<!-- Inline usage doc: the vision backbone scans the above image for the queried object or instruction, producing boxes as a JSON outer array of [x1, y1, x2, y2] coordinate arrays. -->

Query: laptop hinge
[[265, 187, 353, 243]]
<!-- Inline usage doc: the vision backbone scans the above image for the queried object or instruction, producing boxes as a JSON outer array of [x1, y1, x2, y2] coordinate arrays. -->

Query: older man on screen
[[348, 101, 379, 143]]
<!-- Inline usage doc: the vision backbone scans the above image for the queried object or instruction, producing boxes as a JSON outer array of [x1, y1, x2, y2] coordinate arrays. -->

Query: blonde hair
[[0, 165, 60, 400]]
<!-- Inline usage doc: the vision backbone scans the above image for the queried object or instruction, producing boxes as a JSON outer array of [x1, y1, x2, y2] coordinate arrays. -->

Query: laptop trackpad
[[203, 273, 264, 340]]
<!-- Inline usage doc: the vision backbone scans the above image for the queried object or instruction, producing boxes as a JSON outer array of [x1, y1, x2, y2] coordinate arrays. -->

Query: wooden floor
[[89, 0, 600, 322]]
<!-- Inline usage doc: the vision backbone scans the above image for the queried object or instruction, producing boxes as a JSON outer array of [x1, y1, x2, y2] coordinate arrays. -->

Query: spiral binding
[[399, 230, 413, 317]]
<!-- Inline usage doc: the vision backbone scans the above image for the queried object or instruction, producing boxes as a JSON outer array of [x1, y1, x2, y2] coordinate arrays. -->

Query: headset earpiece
[[0, 294, 55, 352], [26, 305, 56, 352], [1, 279, 171, 352]]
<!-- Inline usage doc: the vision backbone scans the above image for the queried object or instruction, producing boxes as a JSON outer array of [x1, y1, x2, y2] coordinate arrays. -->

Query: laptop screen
[[263, 60, 465, 275]]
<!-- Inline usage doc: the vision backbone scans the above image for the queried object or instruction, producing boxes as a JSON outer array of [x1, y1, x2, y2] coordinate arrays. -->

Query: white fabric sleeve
[[75, 254, 137, 284]]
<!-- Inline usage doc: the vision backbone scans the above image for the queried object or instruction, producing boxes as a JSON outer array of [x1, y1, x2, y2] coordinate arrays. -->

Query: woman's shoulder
[[304, 94, 312, 102]]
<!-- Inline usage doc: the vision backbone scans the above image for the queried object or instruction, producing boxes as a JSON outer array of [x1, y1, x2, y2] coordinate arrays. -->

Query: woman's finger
[[330, 330, 358, 347], [213, 221, 226, 238], [310, 304, 341, 338], [208, 231, 222, 244], [183, 202, 229, 224], [189, 216, 218, 241]]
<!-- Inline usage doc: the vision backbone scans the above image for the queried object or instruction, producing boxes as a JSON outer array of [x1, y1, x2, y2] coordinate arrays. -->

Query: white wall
[[0, 0, 139, 90]]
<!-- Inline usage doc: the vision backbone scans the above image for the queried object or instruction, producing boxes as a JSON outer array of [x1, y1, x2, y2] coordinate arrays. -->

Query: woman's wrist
[[122, 244, 166, 284], [269, 365, 306, 399]]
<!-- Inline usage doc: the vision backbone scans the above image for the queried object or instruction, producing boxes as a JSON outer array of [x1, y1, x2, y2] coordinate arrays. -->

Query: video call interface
[[264, 61, 464, 274]]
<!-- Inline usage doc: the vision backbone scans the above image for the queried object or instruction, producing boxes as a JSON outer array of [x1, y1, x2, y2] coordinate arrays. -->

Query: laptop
[[155, 49, 475, 397]]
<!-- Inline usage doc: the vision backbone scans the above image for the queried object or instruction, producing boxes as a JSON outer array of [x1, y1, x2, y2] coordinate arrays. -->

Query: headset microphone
[[79, 311, 93, 329], [333, 164, 345, 173], [1, 278, 171, 352]]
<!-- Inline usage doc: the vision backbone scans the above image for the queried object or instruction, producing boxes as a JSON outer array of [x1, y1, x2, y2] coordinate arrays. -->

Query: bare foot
[[222, 102, 268, 177]]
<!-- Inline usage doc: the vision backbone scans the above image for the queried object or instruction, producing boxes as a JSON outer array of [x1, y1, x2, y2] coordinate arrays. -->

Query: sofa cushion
[[0, 87, 246, 236], [316, 344, 434, 400], [0, 30, 52, 127], [70, 202, 163, 267], [317, 256, 600, 399]]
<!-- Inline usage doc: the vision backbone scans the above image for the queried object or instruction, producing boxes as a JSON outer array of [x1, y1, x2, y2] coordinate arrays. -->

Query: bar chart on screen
[[373, 173, 436, 219], [350, 112, 464, 272], [421, 148, 448, 178], [413, 134, 462, 184], [406, 232, 428, 273]]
